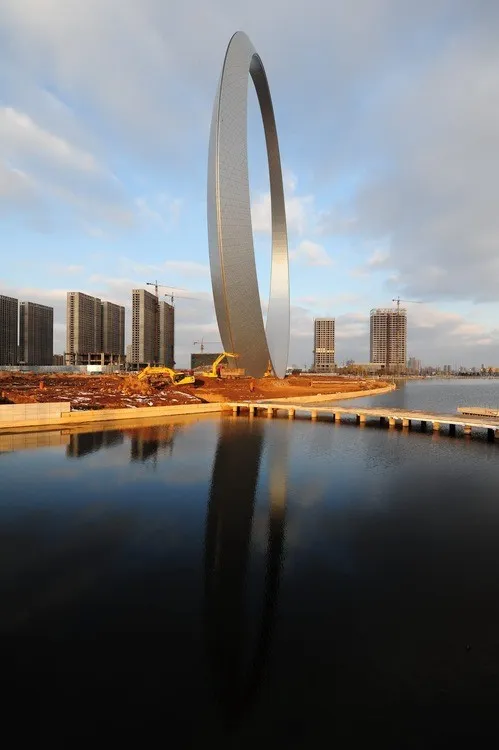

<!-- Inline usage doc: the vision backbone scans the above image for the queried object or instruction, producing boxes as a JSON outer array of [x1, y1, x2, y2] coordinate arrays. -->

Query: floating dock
[[457, 406, 499, 418]]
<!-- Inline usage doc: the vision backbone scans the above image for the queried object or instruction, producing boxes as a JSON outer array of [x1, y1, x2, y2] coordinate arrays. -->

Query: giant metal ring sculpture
[[207, 31, 289, 378]]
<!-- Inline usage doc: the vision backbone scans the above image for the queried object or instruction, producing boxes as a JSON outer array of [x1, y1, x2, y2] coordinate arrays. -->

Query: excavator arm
[[137, 366, 153, 381], [210, 352, 239, 377]]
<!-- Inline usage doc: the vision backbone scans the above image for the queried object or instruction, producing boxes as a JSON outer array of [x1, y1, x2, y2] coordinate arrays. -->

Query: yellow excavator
[[137, 366, 195, 386], [264, 360, 274, 377], [200, 352, 241, 378]]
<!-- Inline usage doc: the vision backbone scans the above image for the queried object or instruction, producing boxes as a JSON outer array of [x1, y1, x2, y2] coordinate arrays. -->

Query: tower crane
[[392, 296, 422, 312], [193, 338, 221, 353], [141, 281, 197, 367], [146, 280, 186, 299], [145, 281, 197, 306], [163, 292, 197, 306]]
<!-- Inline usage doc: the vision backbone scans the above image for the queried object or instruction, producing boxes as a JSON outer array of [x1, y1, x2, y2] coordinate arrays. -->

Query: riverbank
[[262, 383, 396, 404], [0, 381, 396, 433], [0, 371, 393, 410]]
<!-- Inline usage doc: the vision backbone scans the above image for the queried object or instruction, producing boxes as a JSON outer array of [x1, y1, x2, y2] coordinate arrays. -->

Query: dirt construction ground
[[0, 372, 390, 411]]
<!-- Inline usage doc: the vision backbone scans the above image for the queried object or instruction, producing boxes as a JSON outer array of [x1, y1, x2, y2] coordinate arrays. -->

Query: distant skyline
[[1, 1, 498, 367]]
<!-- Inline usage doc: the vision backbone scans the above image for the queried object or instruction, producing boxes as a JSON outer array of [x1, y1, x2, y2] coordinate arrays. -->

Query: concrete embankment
[[260, 383, 396, 404], [0, 401, 227, 433]]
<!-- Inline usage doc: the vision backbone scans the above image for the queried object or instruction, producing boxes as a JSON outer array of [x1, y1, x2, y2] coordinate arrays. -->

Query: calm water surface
[[338, 377, 499, 411], [2, 386, 499, 745]]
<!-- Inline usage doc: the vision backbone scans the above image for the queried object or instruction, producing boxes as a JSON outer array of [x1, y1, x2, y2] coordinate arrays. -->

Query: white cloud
[[317, 209, 358, 236], [0, 286, 68, 303], [0, 160, 33, 200], [162, 196, 182, 224], [135, 194, 183, 231], [294, 293, 361, 307], [0, 160, 41, 224], [251, 192, 271, 233], [51, 264, 85, 275], [290, 240, 333, 267], [118, 257, 209, 279], [82, 224, 108, 239], [0, 105, 132, 229], [367, 248, 390, 268], [163, 261, 209, 277], [348, 19, 499, 304], [1, 0, 217, 167], [335, 312, 369, 341], [0, 106, 103, 175], [251, 171, 315, 236], [351, 245, 391, 277]]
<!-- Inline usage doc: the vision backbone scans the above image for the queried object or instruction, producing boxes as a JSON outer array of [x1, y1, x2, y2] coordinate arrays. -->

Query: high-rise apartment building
[[158, 300, 174, 368], [0, 294, 18, 365], [131, 289, 157, 365], [131, 289, 174, 367], [66, 292, 125, 365], [313, 318, 335, 372], [407, 356, 421, 374], [19, 301, 53, 365], [66, 292, 102, 365], [102, 301, 125, 358], [370, 308, 407, 369]]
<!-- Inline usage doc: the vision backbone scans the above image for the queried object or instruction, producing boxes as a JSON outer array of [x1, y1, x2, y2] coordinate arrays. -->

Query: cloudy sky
[[1, 0, 498, 367]]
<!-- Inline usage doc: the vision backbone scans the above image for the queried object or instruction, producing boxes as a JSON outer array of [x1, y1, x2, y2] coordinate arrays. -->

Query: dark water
[[2, 406, 499, 746], [338, 377, 499, 412]]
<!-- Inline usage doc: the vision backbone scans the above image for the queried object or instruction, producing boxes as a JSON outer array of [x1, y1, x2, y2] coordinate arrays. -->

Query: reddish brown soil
[[195, 375, 390, 402], [0, 372, 200, 410], [0, 372, 390, 410]]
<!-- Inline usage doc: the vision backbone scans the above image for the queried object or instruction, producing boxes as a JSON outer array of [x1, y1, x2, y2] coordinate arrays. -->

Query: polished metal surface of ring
[[207, 31, 289, 378]]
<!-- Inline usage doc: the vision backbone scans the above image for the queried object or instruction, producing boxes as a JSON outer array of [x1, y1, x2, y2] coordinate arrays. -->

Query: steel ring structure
[[207, 31, 289, 378]]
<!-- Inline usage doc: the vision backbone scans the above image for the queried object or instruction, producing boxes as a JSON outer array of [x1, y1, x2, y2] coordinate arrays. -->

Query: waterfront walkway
[[229, 401, 499, 440]]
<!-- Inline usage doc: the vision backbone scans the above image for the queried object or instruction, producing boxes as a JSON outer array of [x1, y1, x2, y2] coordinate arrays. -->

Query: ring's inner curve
[[249, 55, 289, 378]]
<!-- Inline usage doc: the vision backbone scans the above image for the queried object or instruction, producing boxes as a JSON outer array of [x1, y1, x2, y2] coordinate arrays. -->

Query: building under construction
[[370, 308, 407, 369], [0, 294, 19, 366], [20, 301, 53, 365], [65, 292, 125, 365], [131, 288, 174, 368]]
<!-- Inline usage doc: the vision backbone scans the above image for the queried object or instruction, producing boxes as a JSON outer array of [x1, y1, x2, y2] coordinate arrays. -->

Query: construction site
[[0, 370, 390, 411]]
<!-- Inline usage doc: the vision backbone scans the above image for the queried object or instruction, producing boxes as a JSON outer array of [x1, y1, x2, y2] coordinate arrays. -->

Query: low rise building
[[191, 352, 223, 370]]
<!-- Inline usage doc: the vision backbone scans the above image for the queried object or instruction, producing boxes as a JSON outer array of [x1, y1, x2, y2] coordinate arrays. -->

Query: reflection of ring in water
[[204, 418, 288, 726]]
